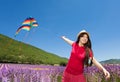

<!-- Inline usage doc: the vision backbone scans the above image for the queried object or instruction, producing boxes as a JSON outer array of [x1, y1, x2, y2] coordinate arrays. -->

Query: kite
[[15, 17, 38, 36]]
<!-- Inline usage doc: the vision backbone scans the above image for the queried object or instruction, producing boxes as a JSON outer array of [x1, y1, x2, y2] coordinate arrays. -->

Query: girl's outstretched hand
[[61, 36, 74, 45], [61, 36, 65, 39]]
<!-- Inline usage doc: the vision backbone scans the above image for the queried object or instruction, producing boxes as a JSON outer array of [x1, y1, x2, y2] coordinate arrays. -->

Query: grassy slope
[[0, 34, 68, 65]]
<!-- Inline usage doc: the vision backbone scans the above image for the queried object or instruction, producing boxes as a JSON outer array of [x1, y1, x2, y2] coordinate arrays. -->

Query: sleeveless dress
[[62, 42, 93, 82]]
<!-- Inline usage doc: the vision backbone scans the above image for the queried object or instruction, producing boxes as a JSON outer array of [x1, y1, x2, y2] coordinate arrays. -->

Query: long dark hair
[[76, 32, 93, 66]]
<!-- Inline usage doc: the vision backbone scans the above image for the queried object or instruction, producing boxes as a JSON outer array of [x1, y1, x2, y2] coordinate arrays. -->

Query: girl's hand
[[103, 69, 110, 79], [61, 36, 74, 45], [61, 36, 65, 39]]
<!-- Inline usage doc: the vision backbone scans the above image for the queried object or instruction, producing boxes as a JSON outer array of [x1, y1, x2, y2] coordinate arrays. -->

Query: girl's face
[[79, 34, 88, 45]]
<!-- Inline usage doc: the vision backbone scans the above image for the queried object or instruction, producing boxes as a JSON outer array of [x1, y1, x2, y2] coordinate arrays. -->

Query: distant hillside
[[0, 34, 68, 65], [100, 59, 120, 64]]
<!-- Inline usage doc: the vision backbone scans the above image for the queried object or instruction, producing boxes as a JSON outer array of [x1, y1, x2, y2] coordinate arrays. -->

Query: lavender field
[[0, 64, 120, 82], [84, 64, 120, 82]]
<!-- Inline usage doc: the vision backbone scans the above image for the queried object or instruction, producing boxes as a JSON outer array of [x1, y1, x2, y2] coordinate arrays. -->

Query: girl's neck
[[78, 42, 84, 47]]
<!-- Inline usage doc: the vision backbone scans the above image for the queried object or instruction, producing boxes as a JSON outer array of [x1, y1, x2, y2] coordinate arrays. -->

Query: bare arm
[[92, 57, 110, 79], [92, 57, 105, 70], [61, 36, 74, 46]]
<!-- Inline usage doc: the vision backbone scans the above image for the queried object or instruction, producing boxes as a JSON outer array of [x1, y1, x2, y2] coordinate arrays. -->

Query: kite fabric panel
[[15, 17, 38, 36]]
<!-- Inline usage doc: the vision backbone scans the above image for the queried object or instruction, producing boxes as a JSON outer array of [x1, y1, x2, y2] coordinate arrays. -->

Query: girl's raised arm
[[61, 36, 74, 46]]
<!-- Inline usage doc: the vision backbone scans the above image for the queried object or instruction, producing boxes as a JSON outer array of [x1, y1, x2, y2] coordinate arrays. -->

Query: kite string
[[23, 28, 37, 45], [18, 28, 37, 52], [18, 31, 30, 55], [22, 31, 30, 42]]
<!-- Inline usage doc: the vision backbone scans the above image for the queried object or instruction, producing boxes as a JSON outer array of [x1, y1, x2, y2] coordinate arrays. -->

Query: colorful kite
[[15, 17, 38, 36]]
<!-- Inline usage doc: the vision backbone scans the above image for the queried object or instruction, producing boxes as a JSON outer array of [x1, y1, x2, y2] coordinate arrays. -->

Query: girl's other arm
[[92, 57, 110, 79]]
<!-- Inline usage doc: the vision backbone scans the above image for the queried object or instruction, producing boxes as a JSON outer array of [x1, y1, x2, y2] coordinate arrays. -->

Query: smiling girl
[[61, 30, 110, 82]]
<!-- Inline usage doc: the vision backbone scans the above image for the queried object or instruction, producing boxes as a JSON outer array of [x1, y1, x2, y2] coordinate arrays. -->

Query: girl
[[61, 30, 110, 82]]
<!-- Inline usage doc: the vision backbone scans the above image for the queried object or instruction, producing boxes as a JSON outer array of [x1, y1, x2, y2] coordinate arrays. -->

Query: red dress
[[62, 42, 93, 82]]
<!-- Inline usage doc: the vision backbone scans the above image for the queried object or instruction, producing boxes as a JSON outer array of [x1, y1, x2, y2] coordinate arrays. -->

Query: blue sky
[[0, 0, 120, 61]]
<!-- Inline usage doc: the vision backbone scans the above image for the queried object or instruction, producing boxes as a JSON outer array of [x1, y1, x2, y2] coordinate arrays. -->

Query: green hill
[[0, 34, 68, 65], [100, 59, 120, 64]]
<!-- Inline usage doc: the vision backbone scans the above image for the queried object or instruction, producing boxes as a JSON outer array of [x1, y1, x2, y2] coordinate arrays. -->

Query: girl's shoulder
[[72, 42, 77, 46]]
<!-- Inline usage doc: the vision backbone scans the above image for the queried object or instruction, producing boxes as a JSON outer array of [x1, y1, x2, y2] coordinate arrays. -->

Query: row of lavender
[[0, 64, 64, 82], [0, 64, 120, 82]]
